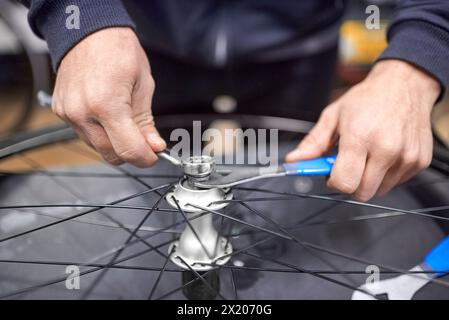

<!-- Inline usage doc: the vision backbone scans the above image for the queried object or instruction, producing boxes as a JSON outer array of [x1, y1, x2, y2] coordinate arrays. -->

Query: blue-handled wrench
[[194, 155, 336, 188], [352, 236, 449, 300]]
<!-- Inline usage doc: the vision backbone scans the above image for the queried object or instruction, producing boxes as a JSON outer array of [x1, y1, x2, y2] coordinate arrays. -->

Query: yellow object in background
[[339, 20, 388, 65]]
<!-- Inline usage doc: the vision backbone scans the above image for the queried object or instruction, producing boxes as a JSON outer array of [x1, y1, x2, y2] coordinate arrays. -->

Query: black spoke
[[172, 196, 213, 259], [148, 247, 175, 300], [64, 142, 172, 198], [80, 184, 174, 299], [0, 210, 213, 299], [238, 201, 358, 286], [243, 252, 377, 298], [200, 263, 449, 275], [235, 187, 449, 222], [0, 258, 182, 273], [0, 170, 178, 179], [188, 204, 293, 241], [0, 184, 172, 243], [155, 268, 215, 300], [0, 239, 173, 299], [0, 204, 177, 212], [176, 256, 227, 300], [211, 220, 449, 290], [230, 268, 238, 300]]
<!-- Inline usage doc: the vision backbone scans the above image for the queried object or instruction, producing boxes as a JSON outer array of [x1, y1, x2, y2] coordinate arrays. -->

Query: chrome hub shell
[[166, 155, 233, 271]]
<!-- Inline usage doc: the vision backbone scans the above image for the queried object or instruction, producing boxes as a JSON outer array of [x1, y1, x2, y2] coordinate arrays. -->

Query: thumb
[[285, 105, 339, 162], [132, 74, 166, 152]]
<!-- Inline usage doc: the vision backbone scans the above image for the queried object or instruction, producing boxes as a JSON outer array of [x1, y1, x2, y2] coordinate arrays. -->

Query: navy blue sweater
[[18, 0, 449, 92]]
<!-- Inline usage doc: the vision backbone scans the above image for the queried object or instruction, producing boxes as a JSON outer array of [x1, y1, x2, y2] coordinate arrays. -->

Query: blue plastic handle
[[424, 236, 449, 277], [282, 155, 336, 176]]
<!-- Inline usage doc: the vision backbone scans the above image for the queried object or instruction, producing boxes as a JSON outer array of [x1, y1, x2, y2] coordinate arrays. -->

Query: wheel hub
[[166, 155, 233, 271]]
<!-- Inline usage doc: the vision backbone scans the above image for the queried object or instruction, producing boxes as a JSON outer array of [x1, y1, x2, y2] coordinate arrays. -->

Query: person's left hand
[[286, 59, 440, 202]]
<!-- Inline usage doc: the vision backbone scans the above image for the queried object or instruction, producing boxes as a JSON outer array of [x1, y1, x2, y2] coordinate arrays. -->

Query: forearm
[[17, 0, 135, 70], [378, 0, 449, 97]]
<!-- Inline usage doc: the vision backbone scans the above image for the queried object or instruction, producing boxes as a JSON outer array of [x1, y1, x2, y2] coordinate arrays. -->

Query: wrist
[[369, 59, 441, 107]]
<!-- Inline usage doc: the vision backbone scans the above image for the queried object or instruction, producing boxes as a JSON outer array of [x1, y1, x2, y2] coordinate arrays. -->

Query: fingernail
[[147, 133, 166, 148]]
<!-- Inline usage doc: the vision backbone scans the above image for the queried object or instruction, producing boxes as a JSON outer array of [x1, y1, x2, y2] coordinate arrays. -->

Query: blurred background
[[0, 0, 448, 166]]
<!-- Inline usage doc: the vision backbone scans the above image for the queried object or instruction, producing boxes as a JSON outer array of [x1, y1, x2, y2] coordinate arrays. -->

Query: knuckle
[[320, 107, 333, 122], [374, 140, 401, 158], [103, 155, 122, 166], [147, 76, 156, 93], [353, 191, 372, 202], [117, 147, 142, 162], [328, 178, 357, 194], [418, 154, 432, 170], [86, 97, 109, 116], [401, 150, 419, 168], [64, 108, 85, 123], [133, 111, 154, 128]]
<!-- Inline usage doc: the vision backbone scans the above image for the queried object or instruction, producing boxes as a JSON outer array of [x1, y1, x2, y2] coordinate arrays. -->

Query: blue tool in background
[[352, 235, 449, 300]]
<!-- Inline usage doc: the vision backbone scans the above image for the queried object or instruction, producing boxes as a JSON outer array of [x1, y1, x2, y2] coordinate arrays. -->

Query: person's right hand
[[52, 27, 166, 167]]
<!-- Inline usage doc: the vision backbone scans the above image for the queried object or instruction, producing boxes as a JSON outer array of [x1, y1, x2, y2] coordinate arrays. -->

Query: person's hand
[[286, 60, 440, 201], [52, 27, 166, 167]]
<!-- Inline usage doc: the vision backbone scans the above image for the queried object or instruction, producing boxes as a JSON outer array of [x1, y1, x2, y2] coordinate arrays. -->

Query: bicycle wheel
[[0, 114, 448, 300]]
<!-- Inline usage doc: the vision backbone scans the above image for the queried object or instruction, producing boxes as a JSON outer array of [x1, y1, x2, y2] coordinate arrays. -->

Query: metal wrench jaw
[[351, 265, 434, 300], [194, 164, 286, 189]]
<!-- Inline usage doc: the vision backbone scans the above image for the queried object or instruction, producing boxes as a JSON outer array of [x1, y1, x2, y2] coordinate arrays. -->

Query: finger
[[375, 162, 405, 196], [376, 151, 418, 196], [285, 105, 338, 162], [100, 113, 158, 168], [399, 130, 433, 183], [79, 121, 124, 165], [327, 135, 367, 195], [132, 73, 166, 152], [66, 120, 94, 149], [353, 153, 396, 202]]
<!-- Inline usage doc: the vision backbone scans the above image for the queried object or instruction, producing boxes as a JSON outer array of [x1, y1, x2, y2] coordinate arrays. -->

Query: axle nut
[[182, 155, 215, 180]]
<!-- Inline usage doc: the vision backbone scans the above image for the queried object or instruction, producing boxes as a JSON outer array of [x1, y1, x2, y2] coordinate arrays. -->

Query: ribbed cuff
[[30, 0, 136, 70], [378, 21, 449, 98]]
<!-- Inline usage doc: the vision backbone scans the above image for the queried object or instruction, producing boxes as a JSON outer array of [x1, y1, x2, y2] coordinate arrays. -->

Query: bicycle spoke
[[80, 184, 173, 299], [297, 238, 449, 289], [63, 142, 174, 197], [0, 210, 214, 299], [0, 170, 178, 179], [201, 264, 449, 275], [0, 184, 172, 243], [243, 252, 377, 298], [235, 187, 449, 222], [0, 258, 182, 273], [172, 196, 214, 259], [296, 204, 449, 228], [187, 204, 293, 241], [155, 268, 215, 300], [213, 220, 449, 290], [213, 197, 299, 204], [19, 208, 182, 234], [239, 201, 358, 286], [176, 256, 227, 300], [0, 239, 173, 299], [230, 268, 238, 300], [0, 204, 177, 212], [148, 247, 175, 300]]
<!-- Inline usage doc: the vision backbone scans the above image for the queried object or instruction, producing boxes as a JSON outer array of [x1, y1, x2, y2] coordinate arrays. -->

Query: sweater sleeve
[[18, 0, 136, 70], [378, 0, 449, 95]]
